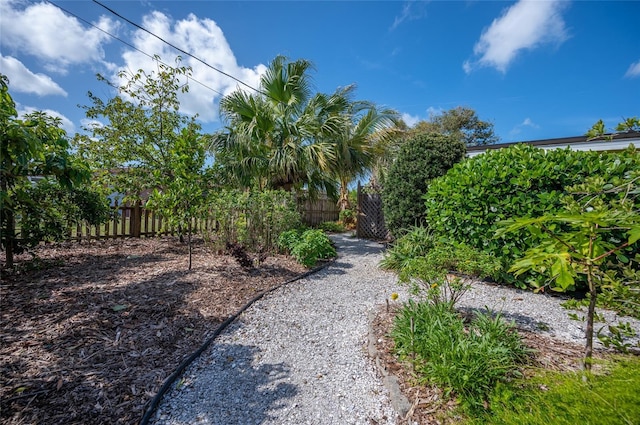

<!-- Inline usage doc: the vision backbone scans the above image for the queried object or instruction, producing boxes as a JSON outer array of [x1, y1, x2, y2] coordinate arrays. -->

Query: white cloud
[[400, 106, 445, 127], [17, 105, 75, 135], [510, 117, 540, 137], [625, 60, 640, 78], [81, 118, 104, 130], [116, 11, 266, 123], [0, 0, 117, 74], [401, 112, 421, 127], [464, 0, 569, 74], [0, 55, 67, 97], [426, 106, 444, 119], [390, 1, 428, 31]]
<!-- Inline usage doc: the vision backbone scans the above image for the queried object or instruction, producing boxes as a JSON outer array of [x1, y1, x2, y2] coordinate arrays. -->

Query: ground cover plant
[[277, 228, 336, 267], [317, 220, 347, 233], [391, 301, 530, 411], [467, 355, 640, 425], [0, 237, 307, 425]]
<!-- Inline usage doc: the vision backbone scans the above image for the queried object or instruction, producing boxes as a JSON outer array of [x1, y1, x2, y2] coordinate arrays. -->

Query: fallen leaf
[[112, 304, 127, 312]]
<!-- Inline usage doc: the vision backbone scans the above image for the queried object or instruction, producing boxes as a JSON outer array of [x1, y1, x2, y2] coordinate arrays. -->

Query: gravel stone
[[151, 233, 640, 424]]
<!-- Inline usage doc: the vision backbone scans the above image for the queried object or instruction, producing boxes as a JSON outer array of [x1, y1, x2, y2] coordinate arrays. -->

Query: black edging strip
[[139, 260, 334, 425]]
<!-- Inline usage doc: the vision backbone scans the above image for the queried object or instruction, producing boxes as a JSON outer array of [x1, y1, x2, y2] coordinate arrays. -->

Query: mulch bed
[[0, 237, 307, 425], [370, 304, 595, 424]]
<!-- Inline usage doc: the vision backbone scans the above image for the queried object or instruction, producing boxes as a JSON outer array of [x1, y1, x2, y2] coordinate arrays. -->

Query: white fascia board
[[467, 138, 638, 158]]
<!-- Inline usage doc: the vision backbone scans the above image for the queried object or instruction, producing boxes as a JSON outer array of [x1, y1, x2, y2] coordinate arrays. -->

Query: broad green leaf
[[629, 226, 640, 245]]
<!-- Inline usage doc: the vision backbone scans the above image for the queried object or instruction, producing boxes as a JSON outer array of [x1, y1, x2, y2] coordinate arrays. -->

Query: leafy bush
[[317, 221, 346, 233], [392, 301, 529, 410], [206, 189, 301, 252], [16, 179, 112, 251], [379, 226, 437, 272], [424, 144, 640, 284], [382, 227, 501, 303], [277, 228, 336, 267], [382, 132, 466, 237], [338, 208, 356, 229]]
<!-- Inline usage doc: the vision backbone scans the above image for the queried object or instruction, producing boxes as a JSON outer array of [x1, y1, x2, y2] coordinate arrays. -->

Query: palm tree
[[212, 56, 349, 197], [331, 100, 401, 211]]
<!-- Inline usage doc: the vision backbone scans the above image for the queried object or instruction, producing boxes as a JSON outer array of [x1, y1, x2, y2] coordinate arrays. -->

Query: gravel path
[[151, 234, 640, 425]]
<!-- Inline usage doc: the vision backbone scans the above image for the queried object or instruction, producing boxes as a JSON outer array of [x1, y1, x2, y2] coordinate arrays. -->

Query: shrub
[[382, 132, 466, 237], [424, 144, 640, 284], [277, 228, 336, 267], [398, 242, 502, 302], [392, 301, 529, 410], [206, 189, 301, 252], [16, 179, 112, 250], [379, 226, 437, 272], [317, 221, 346, 233], [338, 208, 356, 229]]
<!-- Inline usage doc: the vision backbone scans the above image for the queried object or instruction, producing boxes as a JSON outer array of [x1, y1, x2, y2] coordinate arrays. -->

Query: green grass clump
[[469, 356, 640, 424], [392, 301, 530, 410]]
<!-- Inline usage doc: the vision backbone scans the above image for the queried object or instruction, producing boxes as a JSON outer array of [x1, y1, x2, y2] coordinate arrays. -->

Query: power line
[[45, 0, 226, 98], [91, 0, 268, 98]]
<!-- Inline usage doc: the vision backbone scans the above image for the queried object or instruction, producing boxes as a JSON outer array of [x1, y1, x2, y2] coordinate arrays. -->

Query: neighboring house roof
[[466, 131, 640, 158]]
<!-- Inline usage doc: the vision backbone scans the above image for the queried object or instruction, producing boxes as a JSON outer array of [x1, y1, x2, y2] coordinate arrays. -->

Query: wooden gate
[[356, 183, 389, 240]]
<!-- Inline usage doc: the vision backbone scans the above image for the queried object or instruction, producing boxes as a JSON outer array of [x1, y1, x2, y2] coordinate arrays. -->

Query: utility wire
[[45, 0, 225, 97], [92, 0, 269, 98]]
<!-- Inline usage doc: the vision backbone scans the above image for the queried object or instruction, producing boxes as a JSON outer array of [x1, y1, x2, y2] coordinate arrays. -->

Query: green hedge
[[382, 132, 466, 237], [423, 144, 639, 283]]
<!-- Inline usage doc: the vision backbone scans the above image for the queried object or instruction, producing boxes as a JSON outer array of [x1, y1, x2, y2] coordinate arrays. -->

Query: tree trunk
[[187, 222, 192, 271], [4, 208, 15, 269], [584, 268, 597, 372], [1, 176, 15, 268], [338, 183, 350, 212]]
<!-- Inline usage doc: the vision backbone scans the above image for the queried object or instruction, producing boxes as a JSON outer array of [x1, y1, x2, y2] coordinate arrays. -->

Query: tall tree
[[212, 56, 349, 198], [146, 127, 207, 269], [331, 101, 401, 211], [411, 107, 499, 147], [76, 56, 205, 201]]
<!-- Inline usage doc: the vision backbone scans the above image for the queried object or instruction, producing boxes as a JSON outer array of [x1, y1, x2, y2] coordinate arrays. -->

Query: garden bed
[[370, 305, 606, 424], [0, 237, 306, 425]]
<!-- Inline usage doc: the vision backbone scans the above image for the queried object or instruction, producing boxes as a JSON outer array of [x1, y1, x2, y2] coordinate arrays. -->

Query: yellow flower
[[391, 293, 399, 301]]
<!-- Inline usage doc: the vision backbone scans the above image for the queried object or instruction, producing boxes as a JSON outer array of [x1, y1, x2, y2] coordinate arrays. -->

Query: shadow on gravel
[[329, 234, 386, 257], [169, 344, 297, 423], [319, 260, 352, 277], [458, 306, 553, 334]]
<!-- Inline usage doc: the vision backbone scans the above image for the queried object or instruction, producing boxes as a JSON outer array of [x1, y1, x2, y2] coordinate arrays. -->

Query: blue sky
[[1, 0, 639, 143]]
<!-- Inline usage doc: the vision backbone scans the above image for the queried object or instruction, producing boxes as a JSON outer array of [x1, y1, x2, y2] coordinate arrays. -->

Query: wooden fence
[[69, 200, 171, 241], [298, 195, 340, 226], [57, 196, 340, 242]]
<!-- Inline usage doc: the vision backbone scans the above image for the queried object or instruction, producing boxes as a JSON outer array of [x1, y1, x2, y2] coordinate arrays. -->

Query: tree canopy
[[76, 57, 206, 201], [410, 107, 499, 147], [1, 74, 107, 267]]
